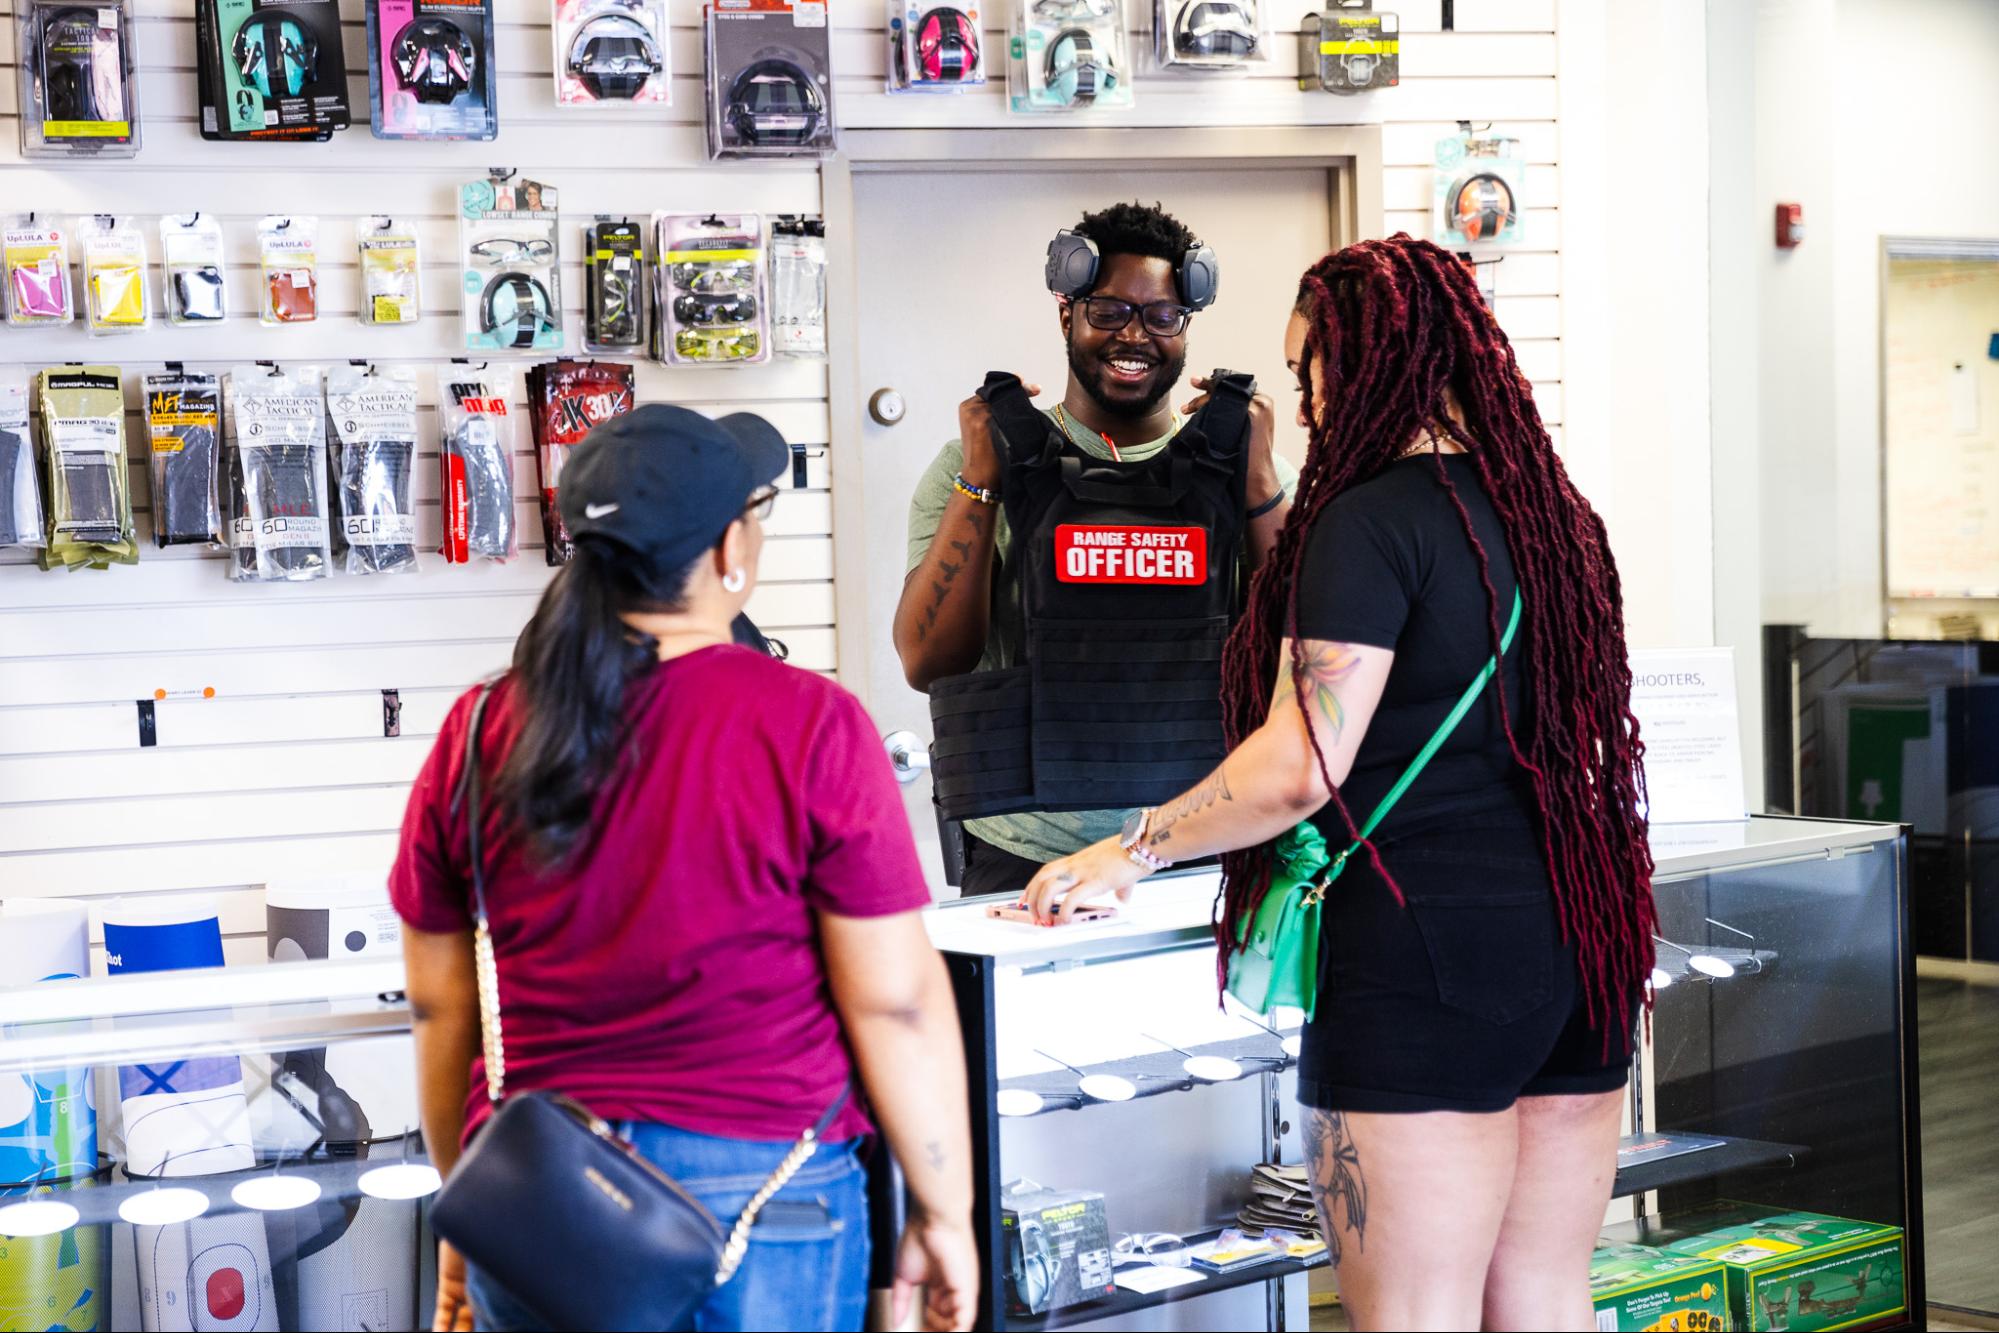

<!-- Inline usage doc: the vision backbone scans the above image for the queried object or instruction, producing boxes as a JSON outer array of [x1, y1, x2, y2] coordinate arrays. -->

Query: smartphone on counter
[[985, 903, 1119, 925]]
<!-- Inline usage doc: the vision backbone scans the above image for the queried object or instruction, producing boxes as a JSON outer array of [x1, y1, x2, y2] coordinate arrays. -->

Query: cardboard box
[[1615, 1206, 1907, 1332], [1590, 1243, 1729, 1331], [1000, 1184, 1115, 1316]]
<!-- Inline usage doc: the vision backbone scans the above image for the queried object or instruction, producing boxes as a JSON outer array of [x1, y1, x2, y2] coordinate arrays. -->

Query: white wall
[[0, 0, 1604, 963]]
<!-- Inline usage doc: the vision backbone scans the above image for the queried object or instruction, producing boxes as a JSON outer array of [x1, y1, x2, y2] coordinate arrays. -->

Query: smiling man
[[895, 201, 1295, 898]]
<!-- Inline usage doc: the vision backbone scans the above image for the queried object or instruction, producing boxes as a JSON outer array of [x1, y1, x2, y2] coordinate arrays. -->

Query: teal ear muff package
[[198, 0, 351, 141], [460, 172, 563, 353], [1007, 0, 1133, 114]]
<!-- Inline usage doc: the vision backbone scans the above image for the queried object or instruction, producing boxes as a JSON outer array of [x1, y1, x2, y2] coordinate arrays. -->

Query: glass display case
[[931, 815, 1923, 1332]]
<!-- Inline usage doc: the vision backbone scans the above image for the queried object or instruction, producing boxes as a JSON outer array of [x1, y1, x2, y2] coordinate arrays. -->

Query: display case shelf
[[1611, 1134, 1808, 1199], [998, 1033, 1297, 1117], [1007, 1227, 1328, 1332]]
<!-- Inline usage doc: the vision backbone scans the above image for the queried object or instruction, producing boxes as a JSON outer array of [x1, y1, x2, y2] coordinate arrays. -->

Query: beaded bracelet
[[952, 472, 997, 505]]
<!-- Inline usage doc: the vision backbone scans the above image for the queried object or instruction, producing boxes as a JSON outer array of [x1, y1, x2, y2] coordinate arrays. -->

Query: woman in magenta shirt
[[391, 406, 976, 1332]]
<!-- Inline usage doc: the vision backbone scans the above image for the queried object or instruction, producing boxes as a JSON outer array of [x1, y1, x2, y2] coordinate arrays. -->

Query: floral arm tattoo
[[1273, 641, 1365, 740]]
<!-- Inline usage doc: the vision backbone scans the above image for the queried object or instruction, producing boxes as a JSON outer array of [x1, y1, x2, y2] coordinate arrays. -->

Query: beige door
[[847, 163, 1339, 880]]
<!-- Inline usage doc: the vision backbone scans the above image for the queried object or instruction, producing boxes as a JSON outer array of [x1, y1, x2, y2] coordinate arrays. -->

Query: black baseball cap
[[559, 404, 789, 574]]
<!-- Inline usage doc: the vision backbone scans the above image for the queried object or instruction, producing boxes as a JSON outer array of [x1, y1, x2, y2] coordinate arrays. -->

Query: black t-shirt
[[1292, 453, 1535, 842]]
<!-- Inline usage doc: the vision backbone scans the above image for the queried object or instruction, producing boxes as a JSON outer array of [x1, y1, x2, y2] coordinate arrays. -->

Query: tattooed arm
[[1021, 638, 1394, 923]]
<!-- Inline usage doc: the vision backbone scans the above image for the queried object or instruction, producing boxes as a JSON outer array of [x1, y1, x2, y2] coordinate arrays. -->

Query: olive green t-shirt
[[904, 410, 1297, 865]]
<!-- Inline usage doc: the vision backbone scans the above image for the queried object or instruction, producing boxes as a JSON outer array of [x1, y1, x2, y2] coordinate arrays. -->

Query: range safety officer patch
[[1054, 524, 1207, 585]]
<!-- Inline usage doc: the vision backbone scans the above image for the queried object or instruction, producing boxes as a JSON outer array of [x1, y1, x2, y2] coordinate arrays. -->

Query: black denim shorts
[[1296, 810, 1634, 1115]]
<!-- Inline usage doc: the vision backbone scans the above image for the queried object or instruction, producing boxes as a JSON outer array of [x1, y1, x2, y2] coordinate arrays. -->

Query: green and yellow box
[[1624, 1205, 1907, 1331], [1591, 1244, 1729, 1331]]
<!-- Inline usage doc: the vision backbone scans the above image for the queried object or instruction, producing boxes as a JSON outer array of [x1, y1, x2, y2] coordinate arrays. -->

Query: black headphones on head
[[1045, 227, 1220, 311], [392, 17, 475, 104]]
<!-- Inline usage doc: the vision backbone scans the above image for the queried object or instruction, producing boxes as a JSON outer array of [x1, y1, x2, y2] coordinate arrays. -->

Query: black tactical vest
[[928, 369, 1254, 820]]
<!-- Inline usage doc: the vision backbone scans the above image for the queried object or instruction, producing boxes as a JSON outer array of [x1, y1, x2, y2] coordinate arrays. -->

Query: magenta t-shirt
[[389, 646, 932, 1146]]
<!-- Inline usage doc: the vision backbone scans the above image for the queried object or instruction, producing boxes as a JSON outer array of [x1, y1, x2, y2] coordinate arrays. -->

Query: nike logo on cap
[[584, 503, 620, 519]]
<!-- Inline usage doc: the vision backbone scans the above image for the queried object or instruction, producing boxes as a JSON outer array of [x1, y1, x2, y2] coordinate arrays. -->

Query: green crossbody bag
[[1227, 590, 1523, 1019]]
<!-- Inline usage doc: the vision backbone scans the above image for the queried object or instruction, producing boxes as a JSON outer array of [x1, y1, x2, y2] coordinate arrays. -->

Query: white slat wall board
[[0, 0, 1562, 961]]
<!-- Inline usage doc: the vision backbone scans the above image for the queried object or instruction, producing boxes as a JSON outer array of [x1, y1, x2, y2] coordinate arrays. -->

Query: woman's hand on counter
[[1021, 837, 1148, 925]]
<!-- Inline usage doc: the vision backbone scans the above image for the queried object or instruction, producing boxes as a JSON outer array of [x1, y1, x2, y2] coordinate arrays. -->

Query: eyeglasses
[[1112, 1232, 1190, 1267], [469, 238, 555, 266], [1074, 296, 1193, 338], [742, 486, 778, 522]]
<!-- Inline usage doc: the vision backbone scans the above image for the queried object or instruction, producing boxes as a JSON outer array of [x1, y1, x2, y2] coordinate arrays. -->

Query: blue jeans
[[465, 1122, 871, 1332]]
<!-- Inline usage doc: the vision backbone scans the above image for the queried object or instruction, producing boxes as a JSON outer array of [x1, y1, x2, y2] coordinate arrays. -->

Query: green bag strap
[[1317, 589, 1524, 888]]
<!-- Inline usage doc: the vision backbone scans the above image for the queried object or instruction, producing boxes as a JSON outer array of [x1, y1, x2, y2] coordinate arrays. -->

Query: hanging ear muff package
[[36, 366, 137, 571], [143, 369, 224, 549], [584, 218, 646, 353], [358, 217, 423, 326], [78, 214, 151, 336], [1008, 0, 1133, 114], [17, 0, 141, 158], [0, 374, 44, 552], [655, 212, 770, 366], [367, 0, 497, 139], [200, 0, 351, 140], [769, 214, 827, 360], [257, 215, 320, 324], [461, 172, 563, 353], [160, 215, 229, 326], [556, 0, 669, 107], [1298, 4, 1398, 94], [886, 3, 985, 93], [526, 359, 634, 565], [4, 219, 75, 327], [326, 363, 421, 575], [225, 363, 332, 582], [1432, 131, 1525, 247], [439, 366, 517, 564], [704, 0, 837, 160], [1156, 0, 1266, 72]]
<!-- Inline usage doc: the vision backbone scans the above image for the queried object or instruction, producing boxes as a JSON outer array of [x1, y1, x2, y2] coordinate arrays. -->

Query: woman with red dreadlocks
[[1021, 234, 1656, 1331]]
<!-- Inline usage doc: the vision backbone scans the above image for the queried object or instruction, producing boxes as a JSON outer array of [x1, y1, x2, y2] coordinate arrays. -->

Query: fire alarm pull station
[[1775, 203, 1805, 249]]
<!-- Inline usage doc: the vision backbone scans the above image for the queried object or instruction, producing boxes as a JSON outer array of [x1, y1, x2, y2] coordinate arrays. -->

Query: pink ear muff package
[[366, 0, 497, 139]]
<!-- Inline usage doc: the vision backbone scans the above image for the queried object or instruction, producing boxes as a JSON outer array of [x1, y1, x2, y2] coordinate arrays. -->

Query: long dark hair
[[494, 539, 695, 866], [1216, 235, 1656, 1042]]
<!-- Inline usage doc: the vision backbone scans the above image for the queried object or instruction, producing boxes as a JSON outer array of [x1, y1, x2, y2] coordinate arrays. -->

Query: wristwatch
[[1120, 808, 1173, 873]]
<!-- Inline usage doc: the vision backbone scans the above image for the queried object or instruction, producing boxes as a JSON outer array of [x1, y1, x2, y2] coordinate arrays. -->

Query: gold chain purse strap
[[453, 683, 847, 1285]]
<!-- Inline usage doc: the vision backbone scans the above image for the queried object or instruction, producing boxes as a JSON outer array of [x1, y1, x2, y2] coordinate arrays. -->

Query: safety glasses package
[[367, 0, 498, 140], [1298, 4, 1399, 94], [78, 214, 150, 336], [1433, 131, 1525, 247], [143, 368, 224, 548], [439, 366, 518, 563], [769, 215, 826, 360], [0, 375, 43, 551], [887, 3, 985, 93], [704, 1, 837, 160], [525, 358, 633, 564], [556, 0, 669, 108], [358, 217, 423, 326], [18, 0, 141, 158], [160, 214, 229, 326], [584, 218, 646, 353], [326, 363, 421, 575], [4, 219, 74, 327], [1156, 0, 1267, 72], [461, 173, 563, 353], [257, 216, 320, 325], [656, 212, 769, 366], [226, 363, 332, 582], [1008, 0, 1133, 113], [200, 0, 352, 140], [35, 366, 136, 570]]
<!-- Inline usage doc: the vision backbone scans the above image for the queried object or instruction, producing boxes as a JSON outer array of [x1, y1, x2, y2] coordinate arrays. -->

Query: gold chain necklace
[[1052, 403, 1183, 464]]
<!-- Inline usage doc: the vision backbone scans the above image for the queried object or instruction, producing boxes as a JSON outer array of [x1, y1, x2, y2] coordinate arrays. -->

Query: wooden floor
[[1920, 977, 1999, 1316]]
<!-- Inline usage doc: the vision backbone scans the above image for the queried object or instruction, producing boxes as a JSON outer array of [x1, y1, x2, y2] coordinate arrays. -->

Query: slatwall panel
[[0, 0, 1561, 959]]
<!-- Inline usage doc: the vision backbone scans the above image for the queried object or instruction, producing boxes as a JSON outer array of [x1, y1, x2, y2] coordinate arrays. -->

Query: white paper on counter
[[1115, 1265, 1206, 1295]]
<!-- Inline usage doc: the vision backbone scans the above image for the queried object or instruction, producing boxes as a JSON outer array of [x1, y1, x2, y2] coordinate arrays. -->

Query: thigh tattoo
[[1304, 1109, 1368, 1265]]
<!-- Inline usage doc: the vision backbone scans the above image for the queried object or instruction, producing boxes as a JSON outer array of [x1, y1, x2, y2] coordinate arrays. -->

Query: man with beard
[[895, 201, 1293, 897]]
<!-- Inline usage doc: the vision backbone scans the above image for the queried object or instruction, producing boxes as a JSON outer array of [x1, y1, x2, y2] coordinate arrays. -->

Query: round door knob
[[869, 388, 907, 427], [883, 730, 931, 784]]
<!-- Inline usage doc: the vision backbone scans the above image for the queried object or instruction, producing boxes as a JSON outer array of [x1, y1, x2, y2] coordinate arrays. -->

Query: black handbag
[[428, 684, 849, 1332]]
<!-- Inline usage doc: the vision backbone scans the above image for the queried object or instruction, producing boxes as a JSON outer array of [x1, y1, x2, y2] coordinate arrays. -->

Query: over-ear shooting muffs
[[1173, 0, 1258, 59], [480, 272, 555, 349], [38, 6, 118, 123], [916, 6, 978, 82], [233, 13, 319, 99], [568, 12, 662, 100], [392, 17, 475, 105], [726, 56, 824, 146], [1044, 227, 1221, 312], [1451, 172, 1517, 242], [1044, 26, 1117, 105]]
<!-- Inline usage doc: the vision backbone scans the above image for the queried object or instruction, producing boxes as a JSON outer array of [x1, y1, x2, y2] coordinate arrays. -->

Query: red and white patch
[[1054, 525, 1207, 585]]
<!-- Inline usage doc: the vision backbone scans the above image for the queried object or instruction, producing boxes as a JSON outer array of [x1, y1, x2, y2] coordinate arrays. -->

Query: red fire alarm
[[1775, 203, 1805, 248]]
